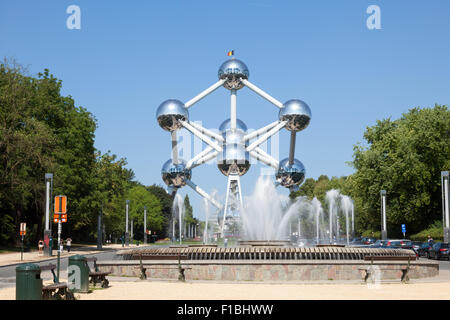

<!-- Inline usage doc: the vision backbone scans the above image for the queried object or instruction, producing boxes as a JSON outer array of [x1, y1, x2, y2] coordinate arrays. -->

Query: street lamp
[[125, 200, 130, 246], [380, 190, 387, 240], [144, 205, 147, 244], [442, 172, 449, 242], [44, 173, 53, 256]]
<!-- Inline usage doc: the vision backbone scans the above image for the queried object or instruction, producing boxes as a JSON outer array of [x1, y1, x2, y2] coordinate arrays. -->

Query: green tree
[[351, 105, 450, 236]]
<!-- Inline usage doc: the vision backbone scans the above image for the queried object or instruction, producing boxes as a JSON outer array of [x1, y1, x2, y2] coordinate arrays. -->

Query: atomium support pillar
[[221, 174, 243, 238]]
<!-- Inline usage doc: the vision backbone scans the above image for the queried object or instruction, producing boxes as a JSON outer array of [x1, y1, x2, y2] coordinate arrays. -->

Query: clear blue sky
[[1, 1, 449, 220]]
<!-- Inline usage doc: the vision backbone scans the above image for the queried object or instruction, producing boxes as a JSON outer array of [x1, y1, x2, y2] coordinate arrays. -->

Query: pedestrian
[[38, 240, 44, 255], [66, 238, 72, 253], [427, 235, 434, 244], [224, 238, 228, 248], [59, 240, 64, 253]]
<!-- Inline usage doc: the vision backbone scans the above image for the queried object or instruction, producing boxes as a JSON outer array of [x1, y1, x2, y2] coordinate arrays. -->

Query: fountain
[[104, 56, 437, 282]]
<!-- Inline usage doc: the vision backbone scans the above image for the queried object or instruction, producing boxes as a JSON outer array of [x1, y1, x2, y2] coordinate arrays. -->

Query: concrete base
[[444, 228, 450, 243], [381, 230, 388, 240], [97, 259, 439, 282]]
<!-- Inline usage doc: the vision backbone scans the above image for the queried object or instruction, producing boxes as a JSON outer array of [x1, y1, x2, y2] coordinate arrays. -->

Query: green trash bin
[[16, 263, 43, 300], [68, 255, 89, 293]]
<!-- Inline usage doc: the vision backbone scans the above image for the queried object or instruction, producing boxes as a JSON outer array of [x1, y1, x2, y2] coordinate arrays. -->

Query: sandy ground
[[1, 279, 450, 300]]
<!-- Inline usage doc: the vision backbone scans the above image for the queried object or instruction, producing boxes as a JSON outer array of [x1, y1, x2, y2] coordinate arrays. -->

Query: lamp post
[[442, 172, 449, 242], [44, 173, 53, 256], [144, 206, 147, 244], [125, 200, 130, 246], [380, 190, 387, 240], [97, 206, 103, 249]]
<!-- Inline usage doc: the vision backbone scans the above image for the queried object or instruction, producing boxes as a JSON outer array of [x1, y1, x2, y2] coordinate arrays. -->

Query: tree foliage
[[0, 60, 171, 245]]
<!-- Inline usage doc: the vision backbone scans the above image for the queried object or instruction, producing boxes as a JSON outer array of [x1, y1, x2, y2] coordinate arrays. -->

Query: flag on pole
[[227, 50, 234, 57]]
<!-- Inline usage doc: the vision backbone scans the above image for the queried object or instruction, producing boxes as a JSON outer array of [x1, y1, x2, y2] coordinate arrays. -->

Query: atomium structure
[[156, 57, 311, 238]]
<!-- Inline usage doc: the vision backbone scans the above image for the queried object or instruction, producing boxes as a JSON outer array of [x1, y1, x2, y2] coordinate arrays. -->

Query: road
[[0, 249, 119, 289]]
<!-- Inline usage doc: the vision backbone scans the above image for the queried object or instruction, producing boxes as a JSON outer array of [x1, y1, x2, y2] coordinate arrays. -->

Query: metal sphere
[[217, 144, 251, 176], [219, 118, 248, 133], [218, 59, 249, 90], [161, 159, 191, 188], [156, 99, 189, 132], [275, 158, 306, 188], [279, 99, 312, 132]]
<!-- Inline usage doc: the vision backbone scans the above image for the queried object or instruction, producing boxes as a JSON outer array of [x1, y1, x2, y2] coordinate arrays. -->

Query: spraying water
[[311, 197, 323, 243], [172, 194, 185, 244], [240, 176, 304, 240], [340, 195, 353, 245], [325, 189, 340, 242]]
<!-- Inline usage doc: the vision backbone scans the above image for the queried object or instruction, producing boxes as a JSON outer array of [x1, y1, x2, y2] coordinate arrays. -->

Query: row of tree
[[291, 105, 449, 239], [0, 60, 178, 246]]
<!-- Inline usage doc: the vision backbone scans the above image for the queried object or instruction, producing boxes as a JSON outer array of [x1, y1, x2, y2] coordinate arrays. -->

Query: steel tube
[[180, 121, 222, 152], [246, 121, 287, 152], [289, 131, 296, 165], [244, 121, 281, 141], [230, 90, 237, 131], [241, 79, 283, 108], [185, 79, 225, 108], [186, 180, 222, 209], [189, 122, 224, 142]]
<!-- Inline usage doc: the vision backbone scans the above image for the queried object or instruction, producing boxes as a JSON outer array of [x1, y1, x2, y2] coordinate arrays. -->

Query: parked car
[[361, 237, 376, 245], [369, 240, 387, 248], [384, 239, 417, 256], [428, 242, 450, 260], [417, 242, 433, 258], [412, 241, 422, 252]]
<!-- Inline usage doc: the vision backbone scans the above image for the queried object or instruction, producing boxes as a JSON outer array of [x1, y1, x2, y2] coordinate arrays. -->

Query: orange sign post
[[53, 195, 67, 282]]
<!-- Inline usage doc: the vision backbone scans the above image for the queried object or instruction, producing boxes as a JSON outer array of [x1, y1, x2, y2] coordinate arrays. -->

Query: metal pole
[[381, 190, 387, 240], [230, 89, 237, 131], [56, 220, 61, 283], [442, 171, 449, 242], [171, 131, 178, 165], [351, 201, 355, 238], [21, 235, 23, 261], [44, 173, 53, 257], [97, 207, 102, 249], [144, 206, 147, 244], [125, 200, 129, 246], [289, 131, 296, 165], [131, 219, 134, 242]]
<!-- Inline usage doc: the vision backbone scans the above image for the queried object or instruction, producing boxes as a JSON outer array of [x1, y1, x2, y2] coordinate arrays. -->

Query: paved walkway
[[1, 277, 449, 300]]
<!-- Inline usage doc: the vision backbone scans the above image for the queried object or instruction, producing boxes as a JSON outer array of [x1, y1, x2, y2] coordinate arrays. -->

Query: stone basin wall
[[97, 260, 438, 282]]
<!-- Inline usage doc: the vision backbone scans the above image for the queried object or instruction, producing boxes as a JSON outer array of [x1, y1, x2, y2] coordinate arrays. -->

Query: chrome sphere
[[161, 159, 191, 188], [279, 99, 312, 132], [275, 158, 306, 188], [218, 59, 249, 90], [219, 118, 248, 132], [156, 99, 189, 132], [217, 144, 251, 176]]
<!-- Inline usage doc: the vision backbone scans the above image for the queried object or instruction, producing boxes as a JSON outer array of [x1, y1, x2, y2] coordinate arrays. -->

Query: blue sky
[[1, 1, 449, 220]]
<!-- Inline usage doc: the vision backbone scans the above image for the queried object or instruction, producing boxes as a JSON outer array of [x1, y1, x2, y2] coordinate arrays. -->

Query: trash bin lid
[[69, 254, 86, 261], [16, 263, 41, 272]]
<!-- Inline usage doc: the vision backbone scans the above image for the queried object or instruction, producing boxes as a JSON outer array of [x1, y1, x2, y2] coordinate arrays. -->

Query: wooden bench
[[86, 257, 110, 288], [134, 254, 191, 281], [359, 256, 414, 284], [40, 264, 75, 300]]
